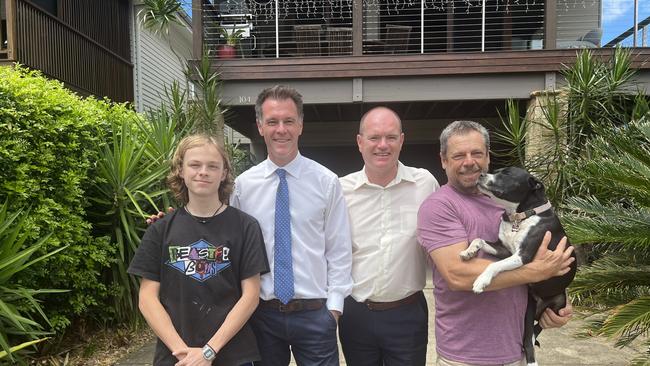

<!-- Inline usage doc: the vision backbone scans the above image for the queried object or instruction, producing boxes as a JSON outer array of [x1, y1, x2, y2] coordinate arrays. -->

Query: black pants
[[339, 292, 428, 366]]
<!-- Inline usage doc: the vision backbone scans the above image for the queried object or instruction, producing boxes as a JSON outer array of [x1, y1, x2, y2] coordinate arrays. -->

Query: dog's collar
[[503, 201, 553, 231]]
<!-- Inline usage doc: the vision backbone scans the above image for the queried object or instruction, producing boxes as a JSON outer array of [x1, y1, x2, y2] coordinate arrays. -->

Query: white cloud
[[602, 0, 633, 22]]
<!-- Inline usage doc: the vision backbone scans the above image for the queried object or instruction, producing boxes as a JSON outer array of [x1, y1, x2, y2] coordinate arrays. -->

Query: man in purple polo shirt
[[417, 120, 574, 366]]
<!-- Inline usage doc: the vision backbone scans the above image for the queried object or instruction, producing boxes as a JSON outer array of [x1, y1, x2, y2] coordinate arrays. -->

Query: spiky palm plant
[[563, 119, 650, 365], [0, 201, 67, 363], [183, 51, 228, 144], [496, 48, 641, 205], [140, 0, 229, 144], [88, 116, 171, 322], [495, 48, 650, 363], [139, 0, 182, 35]]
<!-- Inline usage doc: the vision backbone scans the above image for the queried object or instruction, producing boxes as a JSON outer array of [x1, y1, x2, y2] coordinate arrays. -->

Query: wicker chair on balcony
[[384, 24, 412, 53], [294, 24, 322, 56], [326, 27, 352, 56]]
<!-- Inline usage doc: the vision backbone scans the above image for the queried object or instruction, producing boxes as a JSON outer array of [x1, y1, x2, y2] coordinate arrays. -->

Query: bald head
[[356, 106, 405, 186], [359, 107, 402, 135]]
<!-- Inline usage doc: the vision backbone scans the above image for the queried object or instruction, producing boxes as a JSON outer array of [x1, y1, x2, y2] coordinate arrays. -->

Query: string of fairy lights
[[233, 0, 597, 20], [210, 0, 597, 25]]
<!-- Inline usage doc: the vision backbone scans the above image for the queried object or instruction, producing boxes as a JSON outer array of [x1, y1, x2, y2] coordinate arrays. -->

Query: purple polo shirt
[[417, 184, 528, 365]]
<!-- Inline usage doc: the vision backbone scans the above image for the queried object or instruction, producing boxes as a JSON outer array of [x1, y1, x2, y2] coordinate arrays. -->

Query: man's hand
[[539, 298, 573, 329], [145, 207, 174, 225], [330, 310, 341, 323], [172, 347, 211, 366], [527, 232, 575, 283]]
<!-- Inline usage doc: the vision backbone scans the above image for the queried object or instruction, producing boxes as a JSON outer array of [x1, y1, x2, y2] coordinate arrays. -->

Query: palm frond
[[570, 254, 650, 305], [629, 339, 650, 366], [563, 196, 650, 247], [598, 297, 650, 347]]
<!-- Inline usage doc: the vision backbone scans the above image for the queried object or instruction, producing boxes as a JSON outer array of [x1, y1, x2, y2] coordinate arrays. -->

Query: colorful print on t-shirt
[[166, 239, 231, 282]]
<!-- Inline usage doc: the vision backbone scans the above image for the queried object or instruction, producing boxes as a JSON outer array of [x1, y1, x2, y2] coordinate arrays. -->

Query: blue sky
[[602, 0, 649, 44]]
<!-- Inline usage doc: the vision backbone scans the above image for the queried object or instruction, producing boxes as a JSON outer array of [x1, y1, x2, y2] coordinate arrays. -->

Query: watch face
[[202, 345, 216, 360]]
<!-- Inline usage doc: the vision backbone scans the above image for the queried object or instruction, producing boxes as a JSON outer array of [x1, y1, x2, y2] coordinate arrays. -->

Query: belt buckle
[[365, 301, 377, 311], [278, 300, 302, 312]]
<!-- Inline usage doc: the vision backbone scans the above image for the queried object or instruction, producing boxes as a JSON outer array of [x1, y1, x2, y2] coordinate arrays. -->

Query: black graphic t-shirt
[[128, 206, 269, 366]]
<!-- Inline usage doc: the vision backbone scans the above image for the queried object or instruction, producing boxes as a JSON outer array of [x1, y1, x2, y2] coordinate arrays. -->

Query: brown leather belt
[[363, 292, 421, 311], [260, 298, 325, 313]]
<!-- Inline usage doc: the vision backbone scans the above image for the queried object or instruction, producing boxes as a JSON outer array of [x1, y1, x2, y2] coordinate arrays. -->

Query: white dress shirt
[[340, 162, 439, 302], [231, 153, 353, 312]]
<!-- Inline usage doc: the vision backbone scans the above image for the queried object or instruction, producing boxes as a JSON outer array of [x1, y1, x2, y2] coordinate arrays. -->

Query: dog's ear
[[528, 176, 544, 190]]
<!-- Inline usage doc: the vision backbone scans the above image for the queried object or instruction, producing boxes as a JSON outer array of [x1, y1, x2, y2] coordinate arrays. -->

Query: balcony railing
[[605, 16, 650, 47], [2, 0, 133, 102], [197, 0, 603, 60]]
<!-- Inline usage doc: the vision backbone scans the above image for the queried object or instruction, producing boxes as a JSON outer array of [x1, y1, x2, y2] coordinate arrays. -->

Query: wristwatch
[[202, 344, 216, 361]]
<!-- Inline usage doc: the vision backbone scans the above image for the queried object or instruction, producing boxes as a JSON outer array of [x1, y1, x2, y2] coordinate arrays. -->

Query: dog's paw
[[526, 362, 538, 366], [459, 249, 475, 261], [472, 272, 493, 293], [460, 239, 482, 260]]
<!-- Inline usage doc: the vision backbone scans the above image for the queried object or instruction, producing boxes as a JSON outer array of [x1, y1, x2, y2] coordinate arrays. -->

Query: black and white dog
[[459, 167, 576, 366]]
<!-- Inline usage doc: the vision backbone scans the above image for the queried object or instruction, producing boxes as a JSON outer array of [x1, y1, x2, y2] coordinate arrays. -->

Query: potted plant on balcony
[[217, 27, 245, 59]]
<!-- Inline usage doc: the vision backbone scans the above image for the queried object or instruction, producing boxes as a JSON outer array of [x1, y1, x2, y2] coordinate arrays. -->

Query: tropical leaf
[[138, 0, 182, 34], [0, 338, 49, 359]]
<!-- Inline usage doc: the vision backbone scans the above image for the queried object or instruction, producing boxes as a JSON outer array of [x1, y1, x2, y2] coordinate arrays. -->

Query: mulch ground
[[29, 324, 155, 365]]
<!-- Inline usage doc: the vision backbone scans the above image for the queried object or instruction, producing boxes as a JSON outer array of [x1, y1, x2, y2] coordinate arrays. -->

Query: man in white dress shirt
[[230, 85, 352, 366], [338, 106, 439, 365]]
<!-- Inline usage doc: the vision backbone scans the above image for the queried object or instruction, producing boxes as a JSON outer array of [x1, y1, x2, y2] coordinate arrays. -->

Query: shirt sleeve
[[428, 172, 441, 192], [127, 222, 164, 282], [230, 178, 241, 209], [239, 215, 270, 280], [417, 195, 469, 253], [322, 176, 353, 313]]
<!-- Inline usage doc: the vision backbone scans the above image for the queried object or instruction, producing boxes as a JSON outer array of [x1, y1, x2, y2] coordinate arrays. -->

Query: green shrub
[[0, 65, 116, 330]]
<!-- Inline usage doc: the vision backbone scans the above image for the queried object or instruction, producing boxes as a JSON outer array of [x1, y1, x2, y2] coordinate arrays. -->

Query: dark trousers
[[339, 292, 428, 366], [251, 303, 339, 366]]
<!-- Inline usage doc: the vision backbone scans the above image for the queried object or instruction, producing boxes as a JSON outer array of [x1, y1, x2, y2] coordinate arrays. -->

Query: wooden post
[[352, 0, 362, 56], [6, 0, 15, 60], [544, 0, 556, 49], [192, 0, 202, 59]]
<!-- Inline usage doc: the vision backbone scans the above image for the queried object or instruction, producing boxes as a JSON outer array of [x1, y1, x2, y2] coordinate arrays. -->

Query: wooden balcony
[[206, 48, 650, 81], [1, 0, 133, 103], [184, 0, 650, 118], [189, 0, 647, 80]]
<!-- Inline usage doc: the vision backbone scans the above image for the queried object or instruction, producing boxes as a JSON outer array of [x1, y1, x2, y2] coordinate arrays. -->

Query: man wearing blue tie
[[230, 85, 353, 365]]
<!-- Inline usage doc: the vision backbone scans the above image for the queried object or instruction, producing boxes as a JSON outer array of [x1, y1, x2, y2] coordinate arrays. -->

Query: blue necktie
[[274, 169, 294, 304]]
